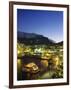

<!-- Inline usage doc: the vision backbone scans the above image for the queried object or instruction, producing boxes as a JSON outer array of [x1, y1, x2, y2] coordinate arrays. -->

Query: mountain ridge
[[17, 31, 63, 45]]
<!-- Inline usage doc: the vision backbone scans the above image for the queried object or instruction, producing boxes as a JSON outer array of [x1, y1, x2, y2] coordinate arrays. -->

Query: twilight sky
[[17, 9, 63, 43]]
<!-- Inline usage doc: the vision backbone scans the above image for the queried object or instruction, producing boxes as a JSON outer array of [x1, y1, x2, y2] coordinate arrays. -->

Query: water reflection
[[17, 55, 63, 80], [17, 57, 49, 80], [22, 71, 40, 80]]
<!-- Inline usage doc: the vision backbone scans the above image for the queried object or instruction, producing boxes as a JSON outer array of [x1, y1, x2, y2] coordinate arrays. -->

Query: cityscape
[[17, 9, 63, 80], [17, 32, 63, 80]]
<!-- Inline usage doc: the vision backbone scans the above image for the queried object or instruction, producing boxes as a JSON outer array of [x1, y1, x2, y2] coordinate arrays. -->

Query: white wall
[[0, 0, 71, 90]]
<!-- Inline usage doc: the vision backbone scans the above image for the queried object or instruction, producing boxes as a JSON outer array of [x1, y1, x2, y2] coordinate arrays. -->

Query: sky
[[17, 9, 63, 43]]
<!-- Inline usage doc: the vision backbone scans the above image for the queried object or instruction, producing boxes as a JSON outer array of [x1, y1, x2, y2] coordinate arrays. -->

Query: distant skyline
[[17, 9, 63, 43]]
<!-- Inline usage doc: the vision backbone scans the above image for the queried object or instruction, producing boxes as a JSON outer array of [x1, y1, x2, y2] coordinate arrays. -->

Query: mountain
[[17, 31, 55, 45], [56, 41, 63, 45], [17, 32, 43, 38]]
